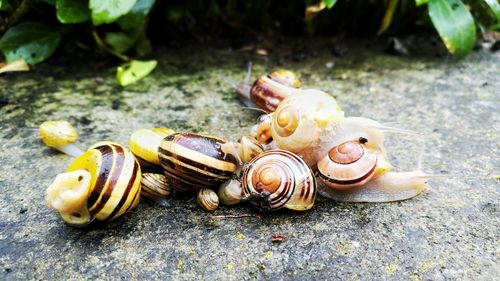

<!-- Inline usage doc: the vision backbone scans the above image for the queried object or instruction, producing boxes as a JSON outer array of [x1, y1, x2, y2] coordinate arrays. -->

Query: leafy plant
[[0, 0, 499, 84]]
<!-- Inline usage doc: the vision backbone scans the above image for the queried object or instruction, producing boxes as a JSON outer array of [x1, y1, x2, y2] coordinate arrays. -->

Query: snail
[[250, 114, 274, 147], [220, 135, 265, 164], [241, 149, 317, 211], [218, 178, 242, 206], [221, 63, 301, 112], [141, 172, 173, 199], [317, 138, 434, 202], [129, 128, 176, 166], [267, 89, 345, 167], [158, 132, 239, 192], [46, 142, 142, 226], [39, 121, 83, 157], [197, 188, 219, 211]]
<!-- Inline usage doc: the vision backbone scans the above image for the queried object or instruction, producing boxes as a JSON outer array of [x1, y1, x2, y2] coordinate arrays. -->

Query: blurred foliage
[[0, 0, 499, 85]]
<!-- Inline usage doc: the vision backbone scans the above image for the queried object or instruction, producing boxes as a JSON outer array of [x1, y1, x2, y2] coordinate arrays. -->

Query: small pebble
[[19, 208, 28, 214], [271, 234, 285, 243], [0, 96, 9, 108], [111, 100, 120, 110], [491, 40, 500, 52], [385, 38, 409, 56]]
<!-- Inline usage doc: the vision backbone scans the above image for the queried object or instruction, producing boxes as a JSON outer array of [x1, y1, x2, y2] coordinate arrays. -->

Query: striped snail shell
[[39, 120, 83, 157], [317, 139, 378, 190], [197, 188, 219, 211], [242, 150, 316, 211], [250, 70, 301, 112], [270, 89, 345, 167], [129, 128, 176, 166], [141, 172, 173, 199], [158, 133, 239, 192], [46, 142, 142, 226]]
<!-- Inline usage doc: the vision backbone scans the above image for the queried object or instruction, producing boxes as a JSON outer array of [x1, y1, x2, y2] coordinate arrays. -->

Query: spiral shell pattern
[[271, 89, 345, 157], [197, 188, 219, 211], [242, 150, 316, 211], [317, 140, 378, 190], [250, 70, 300, 112], [158, 133, 239, 192], [141, 173, 173, 199]]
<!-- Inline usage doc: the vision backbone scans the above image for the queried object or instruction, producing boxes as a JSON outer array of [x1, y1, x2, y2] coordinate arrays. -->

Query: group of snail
[[43, 63, 437, 227]]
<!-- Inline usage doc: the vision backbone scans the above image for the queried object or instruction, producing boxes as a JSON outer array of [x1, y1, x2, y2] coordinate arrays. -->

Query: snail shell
[[158, 133, 239, 192], [317, 139, 378, 190], [218, 178, 242, 206], [129, 128, 176, 166], [46, 142, 142, 226], [197, 188, 219, 211], [39, 120, 82, 157], [250, 70, 301, 112], [251, 114, 274, 146], [242, 150, 316, 211], [270, 89, 344, 167], [141, 172, 173, 199]]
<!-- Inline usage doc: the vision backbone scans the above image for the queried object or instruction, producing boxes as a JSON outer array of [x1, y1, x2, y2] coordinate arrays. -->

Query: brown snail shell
[[250, 70, 301, 112], [317, 139, 378, 190], [158, 133, 239, 192], [197, 188, 219, 211], [241, 149, 316, 211], [140, 172, 173, 199]]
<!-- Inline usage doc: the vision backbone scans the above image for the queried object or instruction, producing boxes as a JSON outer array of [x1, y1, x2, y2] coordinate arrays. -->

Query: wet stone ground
[[0, 38, 499, 280]]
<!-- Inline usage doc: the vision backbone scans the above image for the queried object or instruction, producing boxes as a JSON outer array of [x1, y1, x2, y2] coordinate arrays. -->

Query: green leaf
[[117, 0, 156, 30], [89, 0, 137, 25], [104, 32, 135, 54], [0, 22, 61, 64], [323, 0, 337, 9], [56, 0, 90, 24], [416, 0, 429, 6], [116, 60, 157, 86], [428, 0, 476, 59], [378, 0, 399, 35], [484, 0, 500, 23]]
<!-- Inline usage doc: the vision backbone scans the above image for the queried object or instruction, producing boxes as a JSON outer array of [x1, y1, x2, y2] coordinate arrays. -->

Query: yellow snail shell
[[270, 89, 344, 167], [46, 142, 142, 226], [39, 120, 82, 157], [141, 172, 173, 199], [197, 188, 219, 211], [242, 149, 316, 211], [129, 128, 176, 166], [158, 133, 239, 192]]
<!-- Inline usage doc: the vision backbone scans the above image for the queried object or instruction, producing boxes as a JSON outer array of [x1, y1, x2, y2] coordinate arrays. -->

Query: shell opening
[[46, 169, 91, 213]]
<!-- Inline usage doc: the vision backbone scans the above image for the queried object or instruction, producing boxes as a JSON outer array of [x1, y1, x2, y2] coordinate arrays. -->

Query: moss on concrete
[[0, 38, 498, 280]]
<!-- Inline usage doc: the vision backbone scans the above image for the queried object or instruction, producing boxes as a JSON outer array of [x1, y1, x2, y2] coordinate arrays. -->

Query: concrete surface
[[0, 38, 499, 280]]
